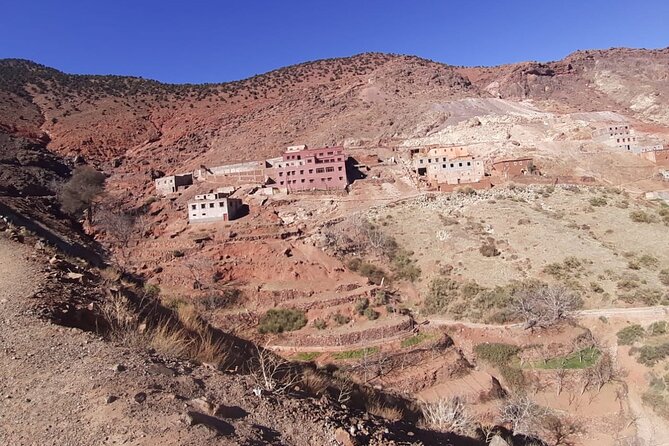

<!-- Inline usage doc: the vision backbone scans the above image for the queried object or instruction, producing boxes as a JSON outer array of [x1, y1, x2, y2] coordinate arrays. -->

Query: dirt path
[[0, 238, 220, 445]]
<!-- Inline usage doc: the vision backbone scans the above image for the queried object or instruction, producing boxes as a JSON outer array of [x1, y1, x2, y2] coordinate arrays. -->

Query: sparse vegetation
[[295, 352, 321, 362], [333, 347, 379, 360], [589, 196, 607, 207], [401, 332, 432, 348], [630, 210, 658, 223], [616, 324, 645, 345], [331, 312, 351, 326], [258, 308, 307, 334], [475, 343, 520, 366], [535, 347, 601, 369]]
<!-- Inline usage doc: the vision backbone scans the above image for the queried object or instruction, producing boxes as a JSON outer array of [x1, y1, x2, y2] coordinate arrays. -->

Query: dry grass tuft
[[300, 368, 330, 396], [150, 320, 193, 358]]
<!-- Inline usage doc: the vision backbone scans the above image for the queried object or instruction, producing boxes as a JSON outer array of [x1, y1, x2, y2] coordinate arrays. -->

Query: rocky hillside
[[1, 48, 668, 175]]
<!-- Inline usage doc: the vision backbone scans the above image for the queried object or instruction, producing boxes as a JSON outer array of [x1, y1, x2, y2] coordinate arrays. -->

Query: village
[[153, 122, 669, 223]]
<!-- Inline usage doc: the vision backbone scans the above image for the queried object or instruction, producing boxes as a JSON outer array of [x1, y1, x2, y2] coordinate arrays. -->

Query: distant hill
[[1, 48, 668, 173]]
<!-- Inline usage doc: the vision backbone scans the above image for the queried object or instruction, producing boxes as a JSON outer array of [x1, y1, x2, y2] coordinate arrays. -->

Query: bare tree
[[500, 395, 545, 437], [585, 352, 619, 392], [512, 285, 581, 329], [540, 414, 584, 446], [421, 397, 474, 435], [249, 344, 298, 395], [553, 367, 568, 396]]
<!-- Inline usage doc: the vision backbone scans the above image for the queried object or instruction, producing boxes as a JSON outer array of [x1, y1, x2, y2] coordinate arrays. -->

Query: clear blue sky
[[2, 0, 668, 84]]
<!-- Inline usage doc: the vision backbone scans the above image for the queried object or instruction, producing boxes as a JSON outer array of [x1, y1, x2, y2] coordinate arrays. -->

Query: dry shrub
[[368, 400, 403, 421], [421, 397, 473, 435], [300, 368, 330, 396], [99, 292, 149, 348], [150, 320, 193, 358], [191, 330, 229, 368]]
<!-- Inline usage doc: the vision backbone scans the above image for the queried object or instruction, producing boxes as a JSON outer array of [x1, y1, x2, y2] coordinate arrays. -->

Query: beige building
[[154, 173, 194, 195], [413, 147, 485, 186]]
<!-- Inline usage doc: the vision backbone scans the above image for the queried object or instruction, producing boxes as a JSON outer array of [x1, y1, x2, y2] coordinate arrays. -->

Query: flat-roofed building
[[187, 190, 243, 223], [274, 145, 348, 192]]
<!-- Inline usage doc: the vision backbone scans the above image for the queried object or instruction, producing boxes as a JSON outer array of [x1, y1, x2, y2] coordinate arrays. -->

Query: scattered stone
[[112, 364, 126, 372], [133, 392, 147, 403], [334, 427, 357, 446], [105, 395, 118, 404]]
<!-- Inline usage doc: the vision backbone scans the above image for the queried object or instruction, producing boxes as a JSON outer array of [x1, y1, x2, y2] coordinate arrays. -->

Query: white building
[[187, 191, 243, 223]]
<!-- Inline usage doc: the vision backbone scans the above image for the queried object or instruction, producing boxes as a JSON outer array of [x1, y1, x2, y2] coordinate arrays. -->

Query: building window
[[301, 179, 305, 183], [209, 203, 215, 208], [338, 166, 342, 171], [278, 172, 283, 176], [428, 158, 431, 163], [200, 204, 206, 209], [316, 168, 324, 173], [191, 204, 196, 210], [339, 176, 343, 180], [419, 159, 423, 164], [309, 169, 313, 174], [450, 163, 454, 168], [458, 162, 462, 167], [309, 179, 314, 183], [307, 159, 312, 163], [467, 161, 471, 166], [219, 202, 225, 207], [300, 170, 304, 174], [279, 181, 284, 185], [326, 166, 334, 172]]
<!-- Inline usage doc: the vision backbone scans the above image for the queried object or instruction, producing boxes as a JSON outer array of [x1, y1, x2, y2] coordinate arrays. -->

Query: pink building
[[274, 145, 348, 192]]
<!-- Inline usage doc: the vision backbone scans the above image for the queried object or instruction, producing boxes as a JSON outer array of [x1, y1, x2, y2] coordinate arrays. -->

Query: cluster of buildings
[[409, 146, 537, 190], [155, 144, 351, 223], [592, 124, 668, 164]]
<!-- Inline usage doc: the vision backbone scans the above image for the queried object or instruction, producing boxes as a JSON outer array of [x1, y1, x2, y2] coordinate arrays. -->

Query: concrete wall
[[492, 158, 534, 179]]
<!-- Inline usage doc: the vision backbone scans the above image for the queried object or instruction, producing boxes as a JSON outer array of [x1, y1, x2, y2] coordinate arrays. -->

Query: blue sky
[[2, 0, 668, 84]]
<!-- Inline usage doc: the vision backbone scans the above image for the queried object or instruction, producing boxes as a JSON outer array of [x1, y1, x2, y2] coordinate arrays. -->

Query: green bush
[[637, 343, 669, 366], [648, 321, 668, 336], [354, 298, 370, 315], [500, 365, 526, 390], [391, 249, 421, 282], [589, 197, 608, 207], [630, 211, 658, 223], [659, 269, 669, 286], [258, 308, 307, 334], [474, 343, 520, 366], [423, 277, 460, 314], [617, 324, 645, 345], [332, 312, 351, 326], [363, 307, 379, 320], [313, 318, 327, 330]]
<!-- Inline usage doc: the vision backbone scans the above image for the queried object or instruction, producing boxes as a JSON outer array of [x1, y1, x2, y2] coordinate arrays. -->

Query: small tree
[[59, 166, 106, 220], [512, 285, 581, 329], [500, 395, 545, 437]]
